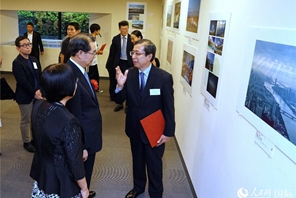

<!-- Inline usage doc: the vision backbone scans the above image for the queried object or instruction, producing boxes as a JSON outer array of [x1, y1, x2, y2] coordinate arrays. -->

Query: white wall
[[1, 0, 296, 197], [160, 0, 296, 197]]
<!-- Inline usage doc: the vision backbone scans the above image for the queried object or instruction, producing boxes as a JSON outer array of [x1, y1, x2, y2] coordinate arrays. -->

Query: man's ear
[[147, 53, 153, 61], [77, 50, 84, 58]]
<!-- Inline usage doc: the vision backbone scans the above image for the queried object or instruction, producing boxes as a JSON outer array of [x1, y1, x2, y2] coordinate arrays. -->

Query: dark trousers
[[130, 130, 165, 198], [88, 65, 100, 89], [84, 153, 96, 188], [107, 60, 129, 105], [107, 67, 116, 101], [119, 59, 129, 73]]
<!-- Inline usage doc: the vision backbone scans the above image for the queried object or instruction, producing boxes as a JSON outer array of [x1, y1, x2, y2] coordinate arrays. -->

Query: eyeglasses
[[130, 51, 145, 56], [86, 50, 96, 56], [20, 43, 32, 48]]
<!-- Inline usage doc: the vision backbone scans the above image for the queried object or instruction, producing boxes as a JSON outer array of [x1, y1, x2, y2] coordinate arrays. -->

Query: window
[[18, 11, 90, 40]]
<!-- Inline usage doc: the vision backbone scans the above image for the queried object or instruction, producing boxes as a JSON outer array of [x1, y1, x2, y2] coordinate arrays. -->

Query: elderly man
[[66, 33, 103, 198]]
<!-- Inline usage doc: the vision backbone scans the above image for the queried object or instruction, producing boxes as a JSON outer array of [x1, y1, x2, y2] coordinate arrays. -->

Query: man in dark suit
[[115, 39, 175, 198], [106, 20, 134, 112], [59, 22, 81, 64], [12, 36, 43, 153], [66, 33, 102, 198], [23, 22, 44, 63]]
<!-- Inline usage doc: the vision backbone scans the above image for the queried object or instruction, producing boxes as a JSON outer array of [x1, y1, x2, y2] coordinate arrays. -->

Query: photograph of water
[[245, 40, 296, 146]]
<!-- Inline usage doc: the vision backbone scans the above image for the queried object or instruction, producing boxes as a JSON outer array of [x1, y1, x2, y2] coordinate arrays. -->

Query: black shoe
[[125, 189, 144, 198], [89, 190, 96, 198], [23, 142, 35, 153], [114, 105, 123, 112]]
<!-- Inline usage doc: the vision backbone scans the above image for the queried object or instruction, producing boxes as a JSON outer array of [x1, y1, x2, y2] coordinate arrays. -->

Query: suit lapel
[[130, 68, 141, 103], [140, 66, 157, 103], [68, 60, 98, 104], [19, 55, 34, 75]]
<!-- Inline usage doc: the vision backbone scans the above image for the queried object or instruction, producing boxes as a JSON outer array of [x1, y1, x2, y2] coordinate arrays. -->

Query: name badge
[[33, 62, 38, 69], [150, 89, 160, 95]]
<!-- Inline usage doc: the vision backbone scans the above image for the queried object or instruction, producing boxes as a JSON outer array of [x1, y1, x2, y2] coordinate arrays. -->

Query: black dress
[[30, 100, 85, 198]]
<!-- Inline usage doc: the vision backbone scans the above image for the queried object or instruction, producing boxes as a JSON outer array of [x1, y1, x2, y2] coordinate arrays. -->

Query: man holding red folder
[[115, 39, 175, 198]]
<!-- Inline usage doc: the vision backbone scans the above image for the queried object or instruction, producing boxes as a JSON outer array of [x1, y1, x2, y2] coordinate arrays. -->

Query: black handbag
[[0, 77, 15, 100]]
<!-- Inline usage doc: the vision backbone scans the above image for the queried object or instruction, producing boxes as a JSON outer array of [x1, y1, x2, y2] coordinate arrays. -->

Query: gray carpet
[[0, 72, 196, 198]]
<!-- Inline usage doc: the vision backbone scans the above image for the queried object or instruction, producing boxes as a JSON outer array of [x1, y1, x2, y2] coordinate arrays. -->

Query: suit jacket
[[116, 66, 175, 143], [12, 54, 42, 104], [106, 34, 134, 70], [66, 59, 103, 155], [24, 31, 44, 60]]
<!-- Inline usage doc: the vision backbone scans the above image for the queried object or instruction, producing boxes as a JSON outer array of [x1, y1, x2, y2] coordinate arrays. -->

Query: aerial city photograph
[[245, 40, 296, 146]]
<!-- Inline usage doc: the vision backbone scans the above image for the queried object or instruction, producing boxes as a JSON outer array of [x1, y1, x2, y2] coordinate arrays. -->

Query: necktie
[[84, 71, 95, 96], [140, 72, 145, 94], [121, 36, 127, 59]]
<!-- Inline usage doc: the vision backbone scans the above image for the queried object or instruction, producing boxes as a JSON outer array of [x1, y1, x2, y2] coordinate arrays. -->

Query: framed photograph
[[180, 43, 198, 96], [127, 2, 147, 32], [200, 12, 231, 108], [237, 27, 296, 163], [166, 36, 174, 66], [173, 1, 181, 29], [184, 0, 202, 40], [166, 4, 173, 28]]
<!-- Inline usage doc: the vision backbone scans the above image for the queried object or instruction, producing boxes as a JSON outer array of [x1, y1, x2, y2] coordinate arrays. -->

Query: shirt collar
[[139, 63, 152, 76], [70, 58, 86, 74]]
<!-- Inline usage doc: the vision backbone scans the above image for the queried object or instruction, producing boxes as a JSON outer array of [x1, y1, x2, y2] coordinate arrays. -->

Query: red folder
[[140, 109, 165, 148], [99, 43, 107, 51]]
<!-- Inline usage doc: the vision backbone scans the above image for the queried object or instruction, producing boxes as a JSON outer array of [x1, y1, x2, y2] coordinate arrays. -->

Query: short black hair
[[68, 22, 80, 31], [69, 33, 95, 57], [26, 22, 34, 27], [131, 30, 143, 39], [15, 36, 30, 47], [134, 39, 156, 62], [40, 63, 77, 103], [118, 20, 129, 28], [90, 23, 101, 33]]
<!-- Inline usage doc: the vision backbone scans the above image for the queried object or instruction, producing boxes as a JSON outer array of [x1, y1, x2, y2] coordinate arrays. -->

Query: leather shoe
[[125, 189, 144, 198], [114, 104, 123, 112], [23, 142, 35, 153], [89, 190, 96, 198]]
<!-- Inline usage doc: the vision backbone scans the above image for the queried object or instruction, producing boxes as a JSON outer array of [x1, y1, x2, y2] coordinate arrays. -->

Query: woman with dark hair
[[130, 30, 143, 44], [30, 63, 89, 198], [130, 30, 160, 68]]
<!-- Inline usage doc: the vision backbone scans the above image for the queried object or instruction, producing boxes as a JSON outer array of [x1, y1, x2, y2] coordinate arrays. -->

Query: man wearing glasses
[[66, 33, 103, 198], [12, 36, 43, 153], [115, 39, 175, 198]]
